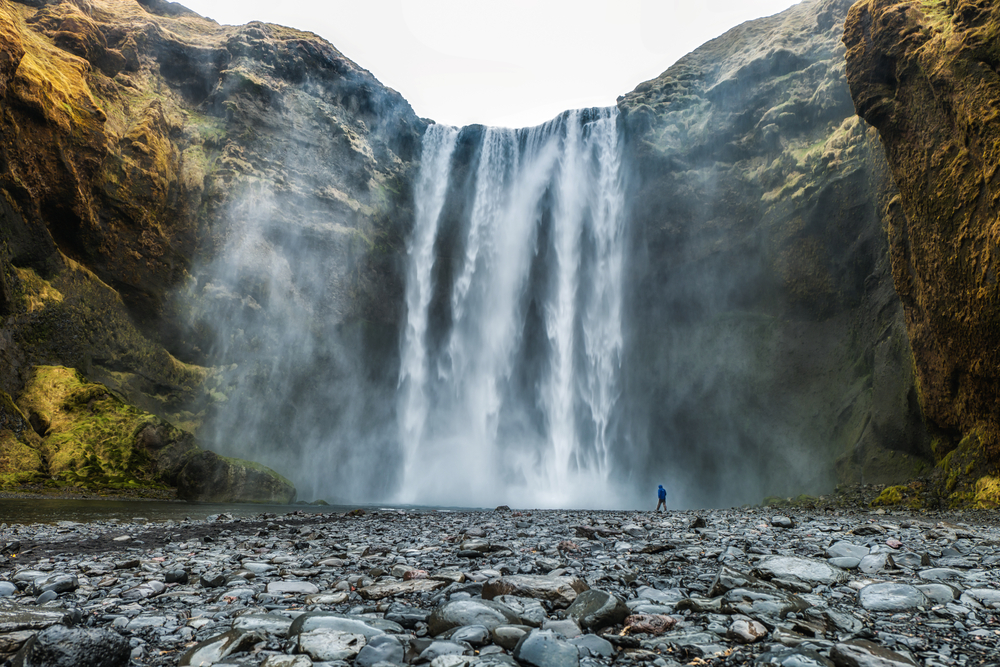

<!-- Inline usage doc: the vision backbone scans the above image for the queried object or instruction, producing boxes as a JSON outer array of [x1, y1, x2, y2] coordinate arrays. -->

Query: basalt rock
[[844, 0, 1000, 506], [617, 0, 929, 505]]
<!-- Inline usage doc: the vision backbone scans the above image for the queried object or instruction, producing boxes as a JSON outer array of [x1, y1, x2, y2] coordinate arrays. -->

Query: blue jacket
[[658, 485, 666, 500]]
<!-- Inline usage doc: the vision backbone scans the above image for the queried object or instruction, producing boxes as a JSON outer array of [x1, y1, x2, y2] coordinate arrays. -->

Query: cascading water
[[398, 108, 626, 508]]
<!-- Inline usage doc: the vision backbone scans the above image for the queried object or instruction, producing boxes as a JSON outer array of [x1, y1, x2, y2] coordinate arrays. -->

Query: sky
[[179, 0, 802, 128]]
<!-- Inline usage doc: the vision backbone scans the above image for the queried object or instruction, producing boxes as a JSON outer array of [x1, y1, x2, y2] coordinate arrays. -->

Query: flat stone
[[493, 595, 547, 627], [296, 629, 367, 661], [427, 599, 520, 636], [753, 556, 846, 587], [758, 645, 835, 667], [830, 638, 917, 667], [541, 618, 582, 637], [858, 553, 887, 574], [418, 639, 472, 662], [728, 618, 767, 643], [828, 557, 860, 569], [231, 613, 294, 637], [287, 613, 394, 638], [357, 578, 445, 600], [0, 606, 71, 633], [450, 624, 491, 645], [858, 583, 927, 612], [964, 588, 1000, 608], [483, 575, 588, 608], [180, 629, 263, 666], [30, 573, 78, 595], [915, 584, 958, 605], [304, 591, 349, 605], [492, 624, 532, 650], [265, 580, 319, 595], [568, 633, 614, 658], [918, 568, 963, 581], [827, 542, 869, 560]]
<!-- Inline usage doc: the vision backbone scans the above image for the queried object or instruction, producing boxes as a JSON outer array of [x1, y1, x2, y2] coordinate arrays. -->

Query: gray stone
[[266, 580, 319, 595], [428, 599, 520, 636], [757, 645, 835, 667], [180, 629, 264, 666], [918, 568, 963, 581], [513, 629, 580, 667], [450, 624, 491, 646], [542, 618, 582, 637], [12, 624, 129, 667], [964, 588, 1000, 608], [357, 578, 445, 600], [287, 614, 391, 639], [482, 575, 589, 608], [355, 634, 403, 667], [719, 588, 810, 618], [827, 557, 860, 569], [418, 640, 472, 662], [568, 634, 614, 658], [826, 542, 869, 560], [858, 553, 888, 574], [0, 606, 71, 633], [0, 582, 16, 597], [830, 639, 917, 667], [29, 574, 78, 595], [231, 613, 294, 637], [858, 583, 927, 612], [565, 589, 629, 630], [915, 584, 958, 605], [493, 595, 547, 627], [295, 629, 366, 662], [492, 624, 532, 650], [728, 618, 767, 643], [753, 556, 846, 587]]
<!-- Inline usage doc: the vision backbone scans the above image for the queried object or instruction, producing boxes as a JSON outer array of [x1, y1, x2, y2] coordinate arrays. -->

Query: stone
[[482, 575, 589, 608], [0, 582, 16, 597], [265, 580, 319, 595], [357, 578, 445, 600], [918, 568, 963, 581], [12, 624, 129, 667], [771, 516, 795, 528], [964, 588, 1000, 608], [828, 557, 861, 569], [858, 553, 888, 574], [830, 639, 917, 667], [541, 618, 582, 637], [418, 640, 472, 662], [827, 542, 869, 560], [494, 595, 548, 627], [565, 589, 629, 630], [180, 629, 263, 666], [915, 584, 958, 605], [355, 634, 403, 667], [857, 583, 927, 612], [492, 624, 532, 650], [0, 606, 71, 633], [450, 624, 491, 646], [231, 613, 294, 637], [623, 614, 676, 634], [753, 556, 846, 587], [427, 599, 520, 636], [568, 633, 614, 658], [296, 629, 367, 662], [513, 629, 580, 667], [758, 645, 835, 667], [287, 613, 395, 638], [29, 573, 78, 595], [728, 618, 767, 643]]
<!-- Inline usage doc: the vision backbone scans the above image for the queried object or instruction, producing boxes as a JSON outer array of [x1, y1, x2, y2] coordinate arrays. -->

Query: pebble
[[0, 508, 993, 666]]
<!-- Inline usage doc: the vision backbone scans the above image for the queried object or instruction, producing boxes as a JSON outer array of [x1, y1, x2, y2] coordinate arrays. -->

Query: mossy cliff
[[844, 0, 1000, 507], [615, 0, 930, 506], [0, 0, 421, 499]]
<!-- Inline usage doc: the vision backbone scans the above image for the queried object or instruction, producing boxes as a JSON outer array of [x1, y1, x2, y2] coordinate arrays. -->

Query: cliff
[[844, 0, 1000, 505], [616, 0, 930, 506], [0, 0, 422, 499]]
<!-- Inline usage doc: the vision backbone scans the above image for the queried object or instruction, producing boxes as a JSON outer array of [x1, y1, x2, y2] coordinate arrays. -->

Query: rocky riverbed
[[0, 506, 997, 667]]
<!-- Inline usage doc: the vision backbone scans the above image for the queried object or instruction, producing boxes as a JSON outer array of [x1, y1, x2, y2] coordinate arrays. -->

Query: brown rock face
[[844, 0, 1000, 466]]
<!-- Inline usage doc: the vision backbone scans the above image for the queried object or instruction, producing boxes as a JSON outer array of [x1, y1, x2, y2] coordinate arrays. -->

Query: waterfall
[[398, 108, 626, 508]]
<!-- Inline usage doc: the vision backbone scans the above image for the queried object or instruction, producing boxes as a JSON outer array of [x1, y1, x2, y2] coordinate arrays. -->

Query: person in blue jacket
[[656, 484, 667, 511]]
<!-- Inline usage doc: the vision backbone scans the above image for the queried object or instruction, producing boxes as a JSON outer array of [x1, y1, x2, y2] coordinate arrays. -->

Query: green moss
[[17, 366, 166, 489]]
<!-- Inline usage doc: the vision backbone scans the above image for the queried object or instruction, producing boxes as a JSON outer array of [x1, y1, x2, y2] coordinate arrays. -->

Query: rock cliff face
[[0, 0, 421, 499], [844, 0, 1000, 504], [616, 0, 930, 505]]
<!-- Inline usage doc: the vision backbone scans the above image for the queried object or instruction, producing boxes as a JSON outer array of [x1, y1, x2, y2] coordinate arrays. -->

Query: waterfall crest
[[399, 108, 626, 508]]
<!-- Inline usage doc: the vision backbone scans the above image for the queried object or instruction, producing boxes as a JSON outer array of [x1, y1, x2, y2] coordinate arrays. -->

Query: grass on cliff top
[[18, 366, 167, 490]]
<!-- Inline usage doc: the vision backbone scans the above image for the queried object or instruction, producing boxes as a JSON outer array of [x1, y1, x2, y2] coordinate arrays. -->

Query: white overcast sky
[[179, 0, 801, 128]]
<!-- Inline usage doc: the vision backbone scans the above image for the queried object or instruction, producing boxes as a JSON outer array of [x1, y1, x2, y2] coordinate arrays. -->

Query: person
[[656, 484, 667, 511]]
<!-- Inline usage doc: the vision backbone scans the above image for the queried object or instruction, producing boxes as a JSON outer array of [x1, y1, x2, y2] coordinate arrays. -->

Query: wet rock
[[758, 645, 835, 667], [728, 618, 768, 643], [492, 624, 532, 650], [754, 556, 846, 587], [565, 589, 629, 630], [771, 516, 795, 528], [231, 613, 294, 637], [29, 573, 77, 595], [542, 618, 582, 637], [355, 634, 404, 667], [357, 578, 445, 599], [624, 614, 676, 634], [12, 624, 129, 667], [827, 542, 869, 560], [296, 628, 367, 660], [493, 595, 547, 627], [0, 606, 72, 633], [830, 639, 918, 667], [963, 588, 1000, 608], [513, 629, 580, 667], [857, 583, 927, 612], [568, 633, 614, 658], [915, 584, 958, 605], [427, 599, 520, 635], [450, 624, 491, 646], [385, 603, 430, 629], [180, 629, 263, 666], [483, 575, 588, 608], [288, 612, 396, 637], [265, 580, 319, 595], [418, 639, 472, 662]]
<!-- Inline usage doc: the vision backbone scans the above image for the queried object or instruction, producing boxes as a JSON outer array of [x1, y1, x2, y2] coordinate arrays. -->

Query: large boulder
[[175, 450, 295, 503]]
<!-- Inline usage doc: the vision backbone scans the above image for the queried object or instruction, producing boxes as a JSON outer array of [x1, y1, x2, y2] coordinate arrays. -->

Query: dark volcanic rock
[[13, 624, 129, 667], [617, 0, 929, 505]]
